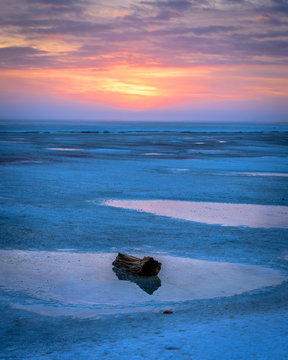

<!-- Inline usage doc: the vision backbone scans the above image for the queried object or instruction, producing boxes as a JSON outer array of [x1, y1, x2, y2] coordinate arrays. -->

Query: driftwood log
[[113, 253, 162, 276]]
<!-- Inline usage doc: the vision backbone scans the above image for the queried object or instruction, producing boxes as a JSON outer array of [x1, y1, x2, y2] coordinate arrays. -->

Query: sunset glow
[[1, 0, 288, 120]]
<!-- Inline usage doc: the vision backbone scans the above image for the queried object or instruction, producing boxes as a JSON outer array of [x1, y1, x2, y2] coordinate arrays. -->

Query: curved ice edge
[[0, 250, 286, 318], [100, 199, 288, 229]]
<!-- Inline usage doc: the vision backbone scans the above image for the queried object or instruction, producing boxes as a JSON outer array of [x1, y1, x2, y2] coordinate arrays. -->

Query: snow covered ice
[[0, 121, 288, 359]]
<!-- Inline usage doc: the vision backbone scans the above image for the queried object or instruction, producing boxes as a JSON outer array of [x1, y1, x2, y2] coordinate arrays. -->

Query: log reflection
[[113, 267, 161, 295]]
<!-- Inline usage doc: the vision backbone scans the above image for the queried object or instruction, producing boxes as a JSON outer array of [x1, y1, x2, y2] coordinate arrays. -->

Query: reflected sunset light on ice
[[102, 200, 288, 229]]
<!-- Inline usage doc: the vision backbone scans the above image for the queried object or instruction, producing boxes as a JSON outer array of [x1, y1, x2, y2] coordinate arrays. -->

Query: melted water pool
[[0, 250, 286, 318]]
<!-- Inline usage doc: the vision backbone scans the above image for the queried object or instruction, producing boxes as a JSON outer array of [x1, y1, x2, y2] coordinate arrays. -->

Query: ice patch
[[89, 149, 131, 154], [170, 168, 190, 172], [187, 150, 224, 154], [47, 148, 131, 154], [56, 248, 76, 252], [144, 153, 165, 156], [239, 172, 288, 177], [102, 200, 288, 228], [0, 250, 286, 318], [47, 148, 81, 151]]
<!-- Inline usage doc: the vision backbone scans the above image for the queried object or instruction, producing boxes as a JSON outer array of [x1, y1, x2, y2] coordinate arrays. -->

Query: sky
[[0, 0, 288, 122]]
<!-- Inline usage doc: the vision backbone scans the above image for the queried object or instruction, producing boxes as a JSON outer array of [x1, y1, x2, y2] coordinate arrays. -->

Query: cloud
[[137, 0, 203, 20], [232, 37, 288, 58], [143, 0, 193, 11], [0, 0, 287, 69], [181, 25, 238, 36], [269, 0, 288, 14], [26, 0, 88, 11], [27, 0, 81, 4], [0, 46, 56, 68], [32, 21, 113, 36], [0, 46, 43, 56], [255, 13, 284, 26]]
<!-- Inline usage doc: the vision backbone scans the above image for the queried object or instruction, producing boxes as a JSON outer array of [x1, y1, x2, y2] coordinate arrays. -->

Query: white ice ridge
[[102, 200, 288, 228], [0, 250, 286, 318]]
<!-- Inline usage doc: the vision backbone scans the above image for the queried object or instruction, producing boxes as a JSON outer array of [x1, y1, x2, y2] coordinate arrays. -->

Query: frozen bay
[[0, 121, 288, 359]]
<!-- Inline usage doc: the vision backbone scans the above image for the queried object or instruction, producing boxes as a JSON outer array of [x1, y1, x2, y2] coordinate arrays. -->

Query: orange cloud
[[1, 64, 288, 110]]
